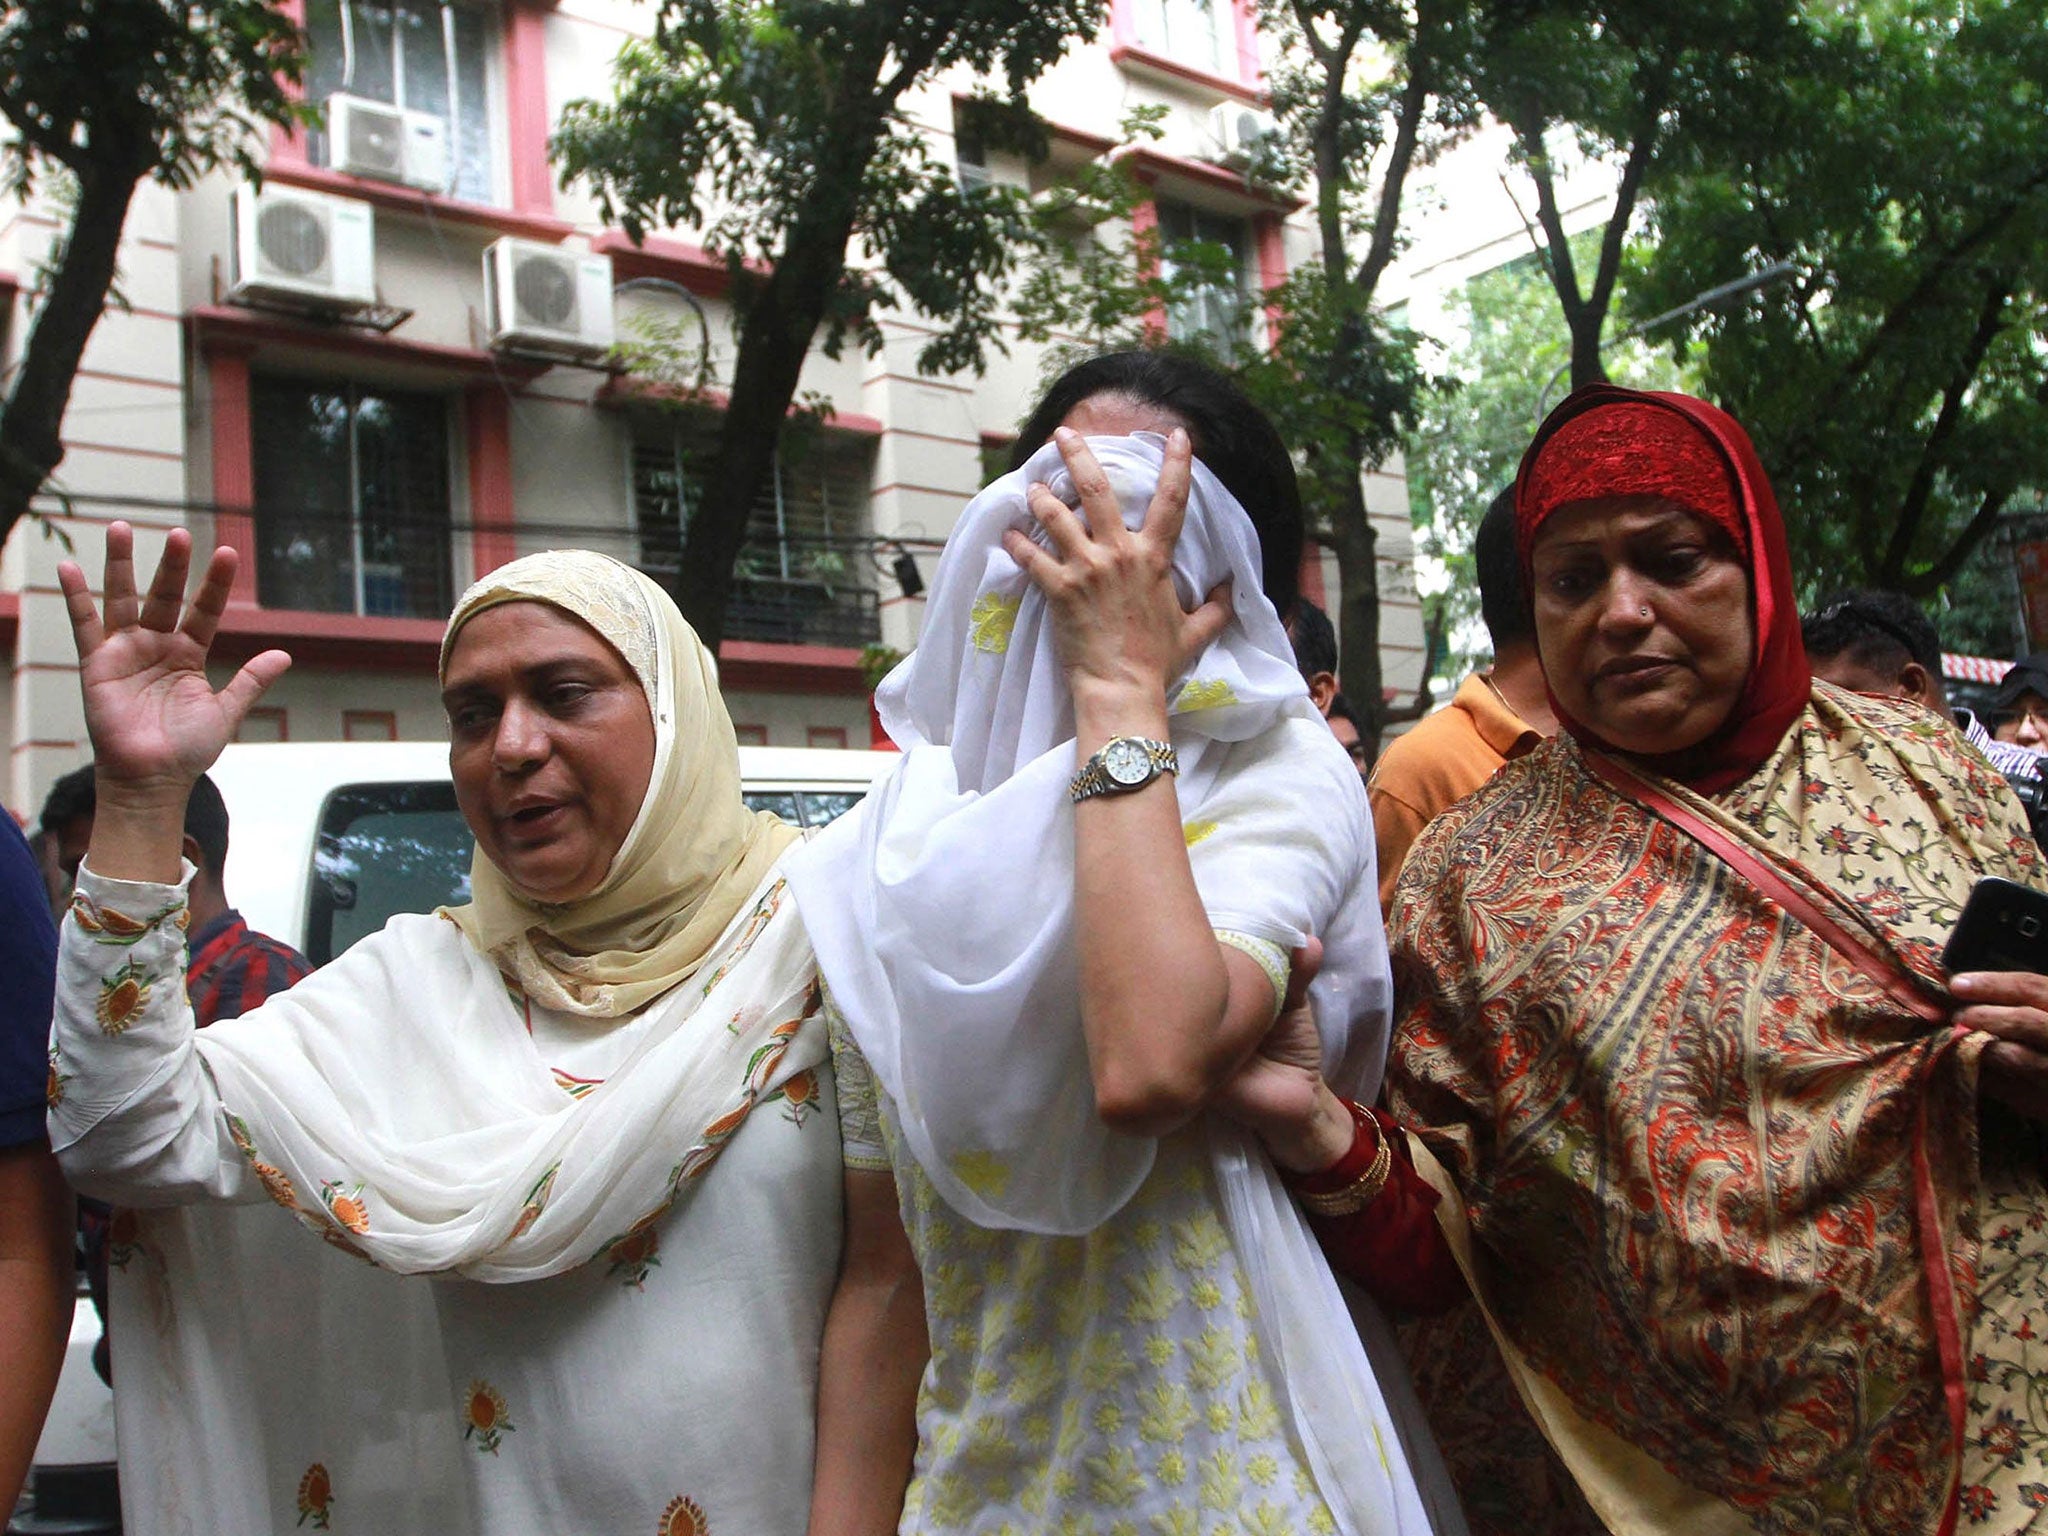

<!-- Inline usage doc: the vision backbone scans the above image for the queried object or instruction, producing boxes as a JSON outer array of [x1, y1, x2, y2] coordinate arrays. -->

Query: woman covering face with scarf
[[50, 539, 837, 1534], [791, 351, 1463, 1536]]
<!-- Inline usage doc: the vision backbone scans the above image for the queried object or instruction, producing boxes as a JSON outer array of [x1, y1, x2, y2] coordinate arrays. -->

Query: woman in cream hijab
[[49, 533, 836, 1534]]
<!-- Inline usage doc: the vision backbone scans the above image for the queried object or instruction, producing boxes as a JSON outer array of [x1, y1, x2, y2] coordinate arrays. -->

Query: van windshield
[[309, 782, 864, 964]]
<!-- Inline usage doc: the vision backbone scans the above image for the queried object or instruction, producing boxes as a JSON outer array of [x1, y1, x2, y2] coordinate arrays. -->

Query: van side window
[[311, 783, 474, 965]]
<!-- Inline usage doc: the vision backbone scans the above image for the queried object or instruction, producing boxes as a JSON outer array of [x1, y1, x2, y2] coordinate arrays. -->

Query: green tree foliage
[[1406, 235, 1681, 672], [1634, 0, 2048, 640], [1470, 0, 1805, 390], [0, 0, 308, 545], [554, 0, 1100, 647]]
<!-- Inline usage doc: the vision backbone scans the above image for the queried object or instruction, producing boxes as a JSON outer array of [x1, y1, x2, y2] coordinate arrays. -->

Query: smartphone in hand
[[1943, 877, 2048, 976]]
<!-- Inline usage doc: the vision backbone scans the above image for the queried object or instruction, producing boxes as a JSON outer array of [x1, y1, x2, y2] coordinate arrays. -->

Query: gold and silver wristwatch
[[1069, 735, 1178, 803]]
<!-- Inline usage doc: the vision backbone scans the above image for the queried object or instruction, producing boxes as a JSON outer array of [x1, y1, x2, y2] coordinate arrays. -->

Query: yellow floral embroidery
[[1085, 1444, 1146, 1507], [949, 1148, 1011, 1200], [1174, 678, 1237, 711], [1196, 1448, 1242, 1511], [969, 592, 1022, 653], [1182, 819, 1219, 847], [1137, 1382, 1195, 1445]]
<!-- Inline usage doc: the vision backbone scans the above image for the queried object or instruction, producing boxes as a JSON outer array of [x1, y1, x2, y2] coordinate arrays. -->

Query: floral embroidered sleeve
[[48, 864, 257, 1204]]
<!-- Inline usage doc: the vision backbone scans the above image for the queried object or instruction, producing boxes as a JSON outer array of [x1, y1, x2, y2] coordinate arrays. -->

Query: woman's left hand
[[1002, 427, 1230, 713], [1953, 969, 2048, 1119]]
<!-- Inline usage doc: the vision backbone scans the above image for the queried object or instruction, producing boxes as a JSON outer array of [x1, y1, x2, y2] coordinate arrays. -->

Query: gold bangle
[[1295, 1124, 1393, 1218]]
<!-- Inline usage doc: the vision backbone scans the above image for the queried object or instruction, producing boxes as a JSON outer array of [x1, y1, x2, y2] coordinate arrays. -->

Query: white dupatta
[[786, 434, 1465, 1536]]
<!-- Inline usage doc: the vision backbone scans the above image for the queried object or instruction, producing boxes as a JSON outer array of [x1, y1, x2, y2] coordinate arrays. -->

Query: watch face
[[1102, 738, 1153, 786]]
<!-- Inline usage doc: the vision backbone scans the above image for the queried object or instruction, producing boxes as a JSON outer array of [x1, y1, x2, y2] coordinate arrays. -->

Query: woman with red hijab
[[1233, 385, 2048, 1534]]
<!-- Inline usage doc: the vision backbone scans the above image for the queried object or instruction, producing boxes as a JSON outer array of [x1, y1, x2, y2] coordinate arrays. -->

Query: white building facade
[[0, 0, 1427, 819]]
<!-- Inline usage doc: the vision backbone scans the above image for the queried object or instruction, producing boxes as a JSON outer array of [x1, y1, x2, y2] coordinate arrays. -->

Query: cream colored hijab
[[436, 550, 799, 1017]]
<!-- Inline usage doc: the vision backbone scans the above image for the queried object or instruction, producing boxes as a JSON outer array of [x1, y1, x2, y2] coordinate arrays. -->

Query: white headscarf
[[787, 435, 1449, 1536]]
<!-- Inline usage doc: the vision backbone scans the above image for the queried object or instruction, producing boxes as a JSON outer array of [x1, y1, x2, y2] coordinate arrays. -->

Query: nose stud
[[1639, 606, 1651, 618]]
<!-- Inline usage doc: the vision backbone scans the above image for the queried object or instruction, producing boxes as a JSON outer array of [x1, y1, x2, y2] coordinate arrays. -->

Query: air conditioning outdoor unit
[[326, 93, 450, 193], [1206, 103, 1279, 169], [228, 183, 377, 312], [484, 238, 615, 358]]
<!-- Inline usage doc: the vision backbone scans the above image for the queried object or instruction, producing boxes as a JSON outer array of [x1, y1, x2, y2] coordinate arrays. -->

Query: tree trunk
[[1323, 467, 1383, 756], [0, 164, 144, 546]]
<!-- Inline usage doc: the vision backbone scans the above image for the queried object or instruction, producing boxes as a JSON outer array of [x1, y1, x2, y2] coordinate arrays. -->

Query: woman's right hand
[[57, 523, 291, 801], [1214, 939, 1358, 1174]]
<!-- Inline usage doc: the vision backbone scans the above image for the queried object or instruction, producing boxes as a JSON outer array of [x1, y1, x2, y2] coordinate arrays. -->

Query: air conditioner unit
[[1206, 103, 1279, 169], [326, 93, 450, 193], [228, 183, 377, 311], [484, 239, 615, 358]]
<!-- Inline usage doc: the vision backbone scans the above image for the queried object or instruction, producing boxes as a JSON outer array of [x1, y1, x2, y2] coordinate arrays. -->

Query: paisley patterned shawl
[[1385, 681, 2043, 1533]]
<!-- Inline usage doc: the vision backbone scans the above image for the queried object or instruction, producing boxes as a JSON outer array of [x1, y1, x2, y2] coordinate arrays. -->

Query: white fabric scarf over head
[[787, 436, 1457, 1536], [196, 550, 822, 1281]]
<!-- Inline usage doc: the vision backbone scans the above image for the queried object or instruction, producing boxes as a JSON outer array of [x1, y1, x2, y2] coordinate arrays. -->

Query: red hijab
[[1513, 384, 1810, 793]]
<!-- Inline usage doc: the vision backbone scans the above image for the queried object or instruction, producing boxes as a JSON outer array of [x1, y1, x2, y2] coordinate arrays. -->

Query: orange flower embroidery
[[45, 1050, 68, 1111], [510, 1165, 558, 1241], [602, 1217, 662, 1290], [107, 1207, 141, 1270], [773, 1067, 818, 1127], [254, 1162, 298, 1211], [463, 1381, 513, 1454], [95, 963, 151, 1036], [658, 1495, 710, 1536], [296, 1463, 333, 1528], [319, 1180, 370, 1235]]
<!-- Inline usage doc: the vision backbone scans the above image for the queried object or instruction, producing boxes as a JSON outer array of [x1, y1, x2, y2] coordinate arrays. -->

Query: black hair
[[37, 764, 96, 839], [1009, 351, 1304, 622], [1327, 692, 1364, 731], [1801, 588, 1942, 678], [1287, 597, 1337, 684], [37, 766, 231, 879], [1475, 486, 1533, 650]]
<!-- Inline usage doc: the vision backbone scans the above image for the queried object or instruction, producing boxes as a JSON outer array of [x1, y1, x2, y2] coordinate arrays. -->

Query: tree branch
[[1878, 274, 2009, 581], [1349, 10, 1433, 302], [1913, 484, 2012, 595], [0, 89, 85, 172]]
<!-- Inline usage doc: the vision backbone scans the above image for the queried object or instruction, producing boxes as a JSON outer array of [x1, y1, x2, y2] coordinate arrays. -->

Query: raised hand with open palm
[[57, 522, 291, 883]]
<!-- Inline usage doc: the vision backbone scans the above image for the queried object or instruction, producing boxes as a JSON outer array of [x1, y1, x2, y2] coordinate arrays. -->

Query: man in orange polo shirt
[[1369, 489, 1553, 911]]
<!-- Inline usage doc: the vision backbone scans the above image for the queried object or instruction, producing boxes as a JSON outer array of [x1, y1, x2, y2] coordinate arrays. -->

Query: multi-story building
[[0, 0, 1426, 817]]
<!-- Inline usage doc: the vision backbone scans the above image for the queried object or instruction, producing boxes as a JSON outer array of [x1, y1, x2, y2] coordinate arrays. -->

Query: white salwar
[[787, 435, 1466, 1536]]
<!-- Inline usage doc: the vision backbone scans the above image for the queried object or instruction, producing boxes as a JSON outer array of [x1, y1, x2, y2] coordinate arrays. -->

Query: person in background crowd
[[1287, 595, 1341, 715], [40, 766, 312, 1027], [1236, 385, 2048, 1536], [49, 531, 845, 1535], [1990, 653, 2048, 752], [1366, 488, 1554, 911], [794, 351, 1461, 1536], [1328, 692, 1371, 779], [0, 813, 72, 1516], [1802, 588, 2044, 780], [43, 765, 313, 1385]]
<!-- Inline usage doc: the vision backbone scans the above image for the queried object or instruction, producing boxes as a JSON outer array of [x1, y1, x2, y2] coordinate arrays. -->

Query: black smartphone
[[1942, 877, 2048, 975]]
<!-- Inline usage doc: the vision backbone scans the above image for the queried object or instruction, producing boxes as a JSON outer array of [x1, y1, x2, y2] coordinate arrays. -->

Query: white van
[[210, 740, 895, 959], [23, 741, 895, 1527]]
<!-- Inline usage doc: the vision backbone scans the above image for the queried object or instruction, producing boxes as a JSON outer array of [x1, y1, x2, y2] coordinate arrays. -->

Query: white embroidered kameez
[[52, 864, 836, 1536]]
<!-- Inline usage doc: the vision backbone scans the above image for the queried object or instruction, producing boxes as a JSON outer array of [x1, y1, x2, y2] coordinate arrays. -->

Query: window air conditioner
[[228, 183, 377, 311], [326, 93, 451, 194], [1205, 103, 1279, 170], [484, 239, 616, 358]]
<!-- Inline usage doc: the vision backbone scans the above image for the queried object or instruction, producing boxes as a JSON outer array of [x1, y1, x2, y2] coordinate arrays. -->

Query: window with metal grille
[[1156, 199, 1250, 350], [303, 0, 498, 204], [630, 415, 880, 647], [251, 376, 453, 620]]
